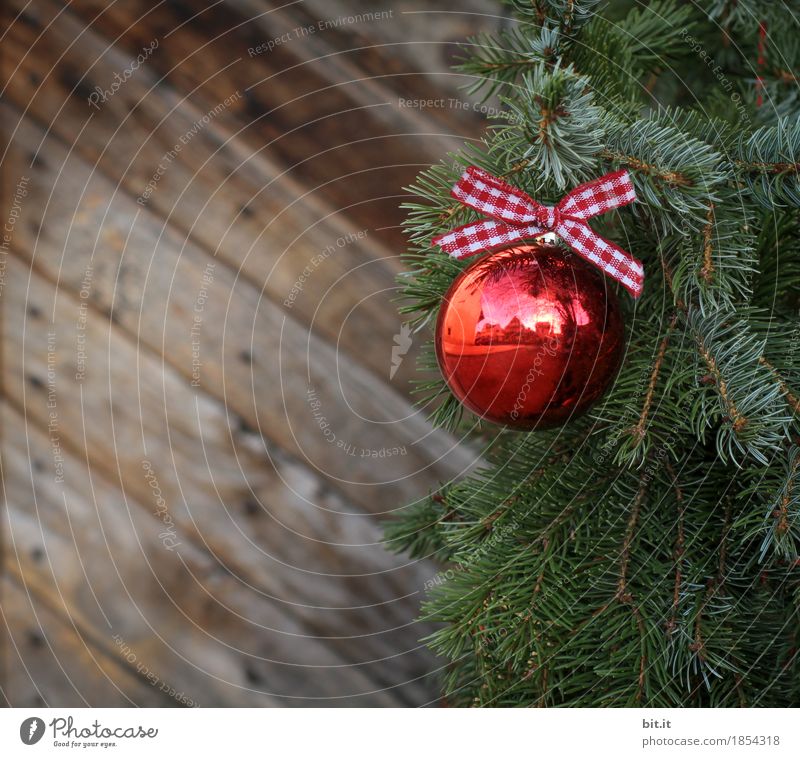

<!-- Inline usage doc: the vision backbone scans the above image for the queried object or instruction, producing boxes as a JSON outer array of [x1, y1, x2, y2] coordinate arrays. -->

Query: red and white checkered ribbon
[[432, 166, 644, 297]]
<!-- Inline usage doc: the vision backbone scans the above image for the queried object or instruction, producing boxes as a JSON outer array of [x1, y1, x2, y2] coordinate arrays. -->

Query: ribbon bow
[[432, 167, 644, 298]]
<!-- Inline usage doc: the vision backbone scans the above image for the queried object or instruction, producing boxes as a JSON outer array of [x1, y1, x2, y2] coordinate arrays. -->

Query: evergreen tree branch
[[388, 0, 800, 706], [736, 120, 800, 206]]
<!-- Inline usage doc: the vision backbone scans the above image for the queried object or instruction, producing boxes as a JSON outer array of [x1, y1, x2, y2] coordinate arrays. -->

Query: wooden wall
[[1, 0, 499, 706]]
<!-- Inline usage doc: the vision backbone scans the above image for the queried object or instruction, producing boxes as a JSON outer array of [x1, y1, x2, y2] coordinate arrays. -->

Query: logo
[[389, 323, 413, 380], [20, 717, 45, 745]]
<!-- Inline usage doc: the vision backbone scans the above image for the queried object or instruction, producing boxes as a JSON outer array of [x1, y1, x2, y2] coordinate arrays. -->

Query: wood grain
[[3, 258, 447, 702], [1, 577, 174, 707], [1, 0, 501, 706], [3, 397, 442, 705], [2, 107, 477, 512], [3, 0, 422, 388], [53, 0, 479, 246]]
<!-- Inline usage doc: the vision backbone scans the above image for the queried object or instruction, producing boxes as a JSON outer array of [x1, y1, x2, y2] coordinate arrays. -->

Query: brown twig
[[600, 149, 693, 188], [696, 336, 748, 434], [644, 69, 661, 95], [665, 461, 685, 636], [617, 480, 648, 602], [663, 255, 750, 434], [690, 501, 731, 663], [773, 68, 798, 85], [736, 160, 800, 175], [482, 499, 513, 530], [700, 203, 716, 284], [534, 98, 569, 146], [538, 665, 548, 707], [758, 355, 800, 414], [532, 0, 547, 26], [630, 314, 678, 442], [717, 500, 731, 585], [775, 454, 799, 536], [635, 608, 647, 703], [562, 0, 576, 34]]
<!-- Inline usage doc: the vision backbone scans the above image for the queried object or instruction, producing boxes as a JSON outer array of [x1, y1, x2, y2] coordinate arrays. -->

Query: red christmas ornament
[[435, 243, 624, 429]]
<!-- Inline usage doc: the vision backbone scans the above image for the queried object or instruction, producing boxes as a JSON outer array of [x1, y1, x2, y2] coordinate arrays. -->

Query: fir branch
[[628, 313, 678, 445], [758, 356, 800, 415], [695, 337, 748, 434], [599, 148, 693, 188], [457, 26, 561, 100], [708, 0, 797, 32], [666, 202, 757, 310], [688, 307, 792, 465], [688, 500, 734, 690], [502, 0, 602, 32], [751, 211, 800, 308], [656, 107, 741, 155], [495, 63, 604, 187], [589, 1, 698, 72], [700, 203, 716, 284], [736, 120, 800, 207], [388, 0, 800, 707], [616, 475, 650, 603], [601, 118, 728, 232], [735, 444, 800, 563], [664, 461, 686, 637]]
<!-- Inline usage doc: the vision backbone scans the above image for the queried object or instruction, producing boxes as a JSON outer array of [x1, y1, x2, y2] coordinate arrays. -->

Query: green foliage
[[686, 307, 791, 465], [707, 0, 794, 30], [458, 26, 560, 100], [600, 1, 697, 69], [496, 64, 604, 188], [602, 116, 728, 232], [738, 120, 800, 207], [500, 0, 602, 32], [388, 0, 800, 706], [752, 211, 800, 309], [736, 445, 800, 563], [667, 191, 758, 308]]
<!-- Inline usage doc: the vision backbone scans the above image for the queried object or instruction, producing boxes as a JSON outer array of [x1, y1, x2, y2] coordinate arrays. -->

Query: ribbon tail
[[557, 219, 644, 298], [432, 219, 544, 259]]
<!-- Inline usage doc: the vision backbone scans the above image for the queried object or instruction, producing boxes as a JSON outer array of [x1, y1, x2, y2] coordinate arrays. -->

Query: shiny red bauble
[[435, 243, 624, 429]]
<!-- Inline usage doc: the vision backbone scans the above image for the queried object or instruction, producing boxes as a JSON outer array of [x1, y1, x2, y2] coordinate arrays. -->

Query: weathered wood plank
[[230, 0, 503, 113], [3, 0, 498, 392], [3, 258, 445, 703], [3, 395, 443, 705], [1, 577, 173, 707], [3, 1, 427, 388], [52, 0, 478, 246], [3, 107, 476, 514]]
